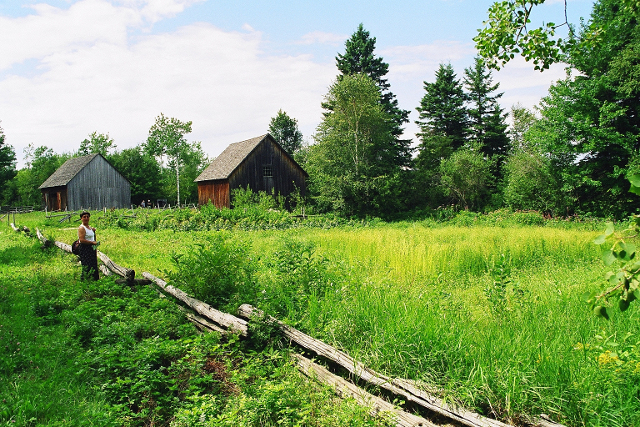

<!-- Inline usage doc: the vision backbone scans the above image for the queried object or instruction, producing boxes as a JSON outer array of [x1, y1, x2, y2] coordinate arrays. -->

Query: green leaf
[[604, 222, 615, 236], [619, 299, 630, 312], [624, 243, 636, 259], [593, 234, 607, 245], [631, 174, 640, 186], [594, 305, 610, 320], [601, 249, 617, 266]]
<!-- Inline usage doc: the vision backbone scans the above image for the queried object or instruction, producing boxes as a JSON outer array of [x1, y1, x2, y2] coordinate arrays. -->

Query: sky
[[0, 0, 596, 169]]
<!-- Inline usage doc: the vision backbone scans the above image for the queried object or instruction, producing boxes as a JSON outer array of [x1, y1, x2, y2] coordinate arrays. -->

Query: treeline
[[0, 0, 637, 219], [0, 115, 209, 208]]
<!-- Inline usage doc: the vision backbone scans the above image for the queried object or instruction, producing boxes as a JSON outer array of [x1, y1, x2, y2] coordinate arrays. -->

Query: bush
[[166, 234, 257, 310]]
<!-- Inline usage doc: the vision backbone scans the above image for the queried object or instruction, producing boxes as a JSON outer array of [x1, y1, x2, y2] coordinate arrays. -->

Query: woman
[[78, 211, 99, 280]]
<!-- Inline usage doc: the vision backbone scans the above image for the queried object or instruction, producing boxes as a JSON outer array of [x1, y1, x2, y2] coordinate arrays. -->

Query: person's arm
[[78, 226, 95, 245]]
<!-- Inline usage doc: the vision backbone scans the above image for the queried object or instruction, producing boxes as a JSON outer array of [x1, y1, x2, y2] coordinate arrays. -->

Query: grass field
[[4, 210, 640, 426]]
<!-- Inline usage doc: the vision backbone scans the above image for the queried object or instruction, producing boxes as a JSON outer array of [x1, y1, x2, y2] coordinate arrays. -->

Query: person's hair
[[80, 211, 90, 218]]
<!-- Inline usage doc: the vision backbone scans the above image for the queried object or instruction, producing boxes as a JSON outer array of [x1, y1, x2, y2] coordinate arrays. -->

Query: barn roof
[[195, 134, 268, 182], [39, 153, 100, 189]]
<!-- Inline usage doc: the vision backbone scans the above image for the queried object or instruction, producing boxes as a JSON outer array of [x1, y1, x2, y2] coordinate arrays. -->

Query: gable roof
[[39, 153, 100, 189], [195, 134, 268, 182]]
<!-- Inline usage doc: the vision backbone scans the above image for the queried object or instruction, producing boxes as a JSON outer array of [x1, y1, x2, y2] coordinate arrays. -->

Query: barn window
[[263, 165, 273, 178]]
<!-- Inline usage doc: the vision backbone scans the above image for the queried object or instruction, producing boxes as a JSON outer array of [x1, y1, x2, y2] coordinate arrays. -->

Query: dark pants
[[79, 244, 99, 281]]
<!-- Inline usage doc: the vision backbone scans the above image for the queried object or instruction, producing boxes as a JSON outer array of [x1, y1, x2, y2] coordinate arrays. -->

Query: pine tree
[[336, 24, 411, 166], [415, 63, 468, 151], [463, 57, 509, 159]]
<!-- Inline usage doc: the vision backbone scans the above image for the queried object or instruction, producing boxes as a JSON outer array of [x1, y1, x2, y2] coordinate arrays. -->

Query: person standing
[[78, 211, 99, 281]]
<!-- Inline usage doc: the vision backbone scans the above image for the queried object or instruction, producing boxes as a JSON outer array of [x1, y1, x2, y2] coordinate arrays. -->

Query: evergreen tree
[[336, 24, 411, 166], [0, 123, 17, 204], [464, 57, 509, 156], [268, 110, 303, 155], [416, 63, 468, 151]]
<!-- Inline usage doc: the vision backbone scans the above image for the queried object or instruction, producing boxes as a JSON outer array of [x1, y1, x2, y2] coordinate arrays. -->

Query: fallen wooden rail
[[294, 353, 435, 427], [142, 272, 248, 336], [97, 250, 135, 281]]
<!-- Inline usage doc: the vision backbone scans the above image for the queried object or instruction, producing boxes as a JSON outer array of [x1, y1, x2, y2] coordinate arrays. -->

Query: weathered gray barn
[[39, 153, 131, 211], [195, 134, 307, 209]]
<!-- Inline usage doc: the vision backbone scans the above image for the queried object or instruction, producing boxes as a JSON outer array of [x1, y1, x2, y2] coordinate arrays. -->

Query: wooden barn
[[195, 133, 307, 209], [39, 153, 131, 211]]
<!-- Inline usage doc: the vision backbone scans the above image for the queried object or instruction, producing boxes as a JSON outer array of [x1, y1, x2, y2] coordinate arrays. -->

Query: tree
[[166, 141, 208, 205], [503, 150, 561, 213], [78, 132, 116, 157], [463, 57, 509, 161], [336, 24, 412, 166], [416, 63, 468, 151], [508, 104, 538, 150], [307, 74, 396, 216], [0, 123, 17, 204], [144, 113, 193, 206], [109, 147, 162, 205], [526, 0, 640, 217], [475, 0, 639, 71], [439, 148, 493, 211], [9, 145, 68, 206], [268, 110, 303, 155]]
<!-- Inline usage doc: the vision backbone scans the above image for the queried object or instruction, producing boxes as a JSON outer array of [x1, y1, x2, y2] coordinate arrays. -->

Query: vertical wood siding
[[66, 156, 131, 210], [198, 180, 230, 208]]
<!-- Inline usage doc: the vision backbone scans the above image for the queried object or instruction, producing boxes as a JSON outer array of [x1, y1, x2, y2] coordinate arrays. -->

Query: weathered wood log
[[142, 272, 248, 336], [535, 415, 566, 427], [99, 265, 112, 276], [97, 250, 135, 281], [58, 214, 72, 224], [115, 278, 151, 286], [35, 228, 53, 248], [293, 353, 436, 427], [54, 240, 72, 253], [10, 223, 19, 232], [238, 304, 511, 427], [176, 306, 227, 334]]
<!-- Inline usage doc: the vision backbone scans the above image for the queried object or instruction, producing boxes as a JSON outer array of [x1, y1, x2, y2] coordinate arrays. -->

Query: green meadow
[[3, 210, 639, 426]]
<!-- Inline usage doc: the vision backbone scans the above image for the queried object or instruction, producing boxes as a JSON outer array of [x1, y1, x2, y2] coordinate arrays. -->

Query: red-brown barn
[[195, 134, 307, 208]]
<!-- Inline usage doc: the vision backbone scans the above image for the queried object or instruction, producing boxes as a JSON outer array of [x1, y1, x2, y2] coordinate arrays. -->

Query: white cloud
[[0, 0, 138, 71], [0, 1, 335, 167]]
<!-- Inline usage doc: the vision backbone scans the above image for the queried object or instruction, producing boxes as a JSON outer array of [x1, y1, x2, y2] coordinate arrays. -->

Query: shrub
[[166, 234, 257, 310]]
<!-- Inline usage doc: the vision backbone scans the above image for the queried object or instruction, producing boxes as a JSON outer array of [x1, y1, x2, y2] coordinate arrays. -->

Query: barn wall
[[197, 180, 230, 209], [67, 156, 131, 210], [228, 139, 306, 201]]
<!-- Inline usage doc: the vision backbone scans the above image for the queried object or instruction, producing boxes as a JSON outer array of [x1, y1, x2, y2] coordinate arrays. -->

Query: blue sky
[[0, 0, 595, 168]]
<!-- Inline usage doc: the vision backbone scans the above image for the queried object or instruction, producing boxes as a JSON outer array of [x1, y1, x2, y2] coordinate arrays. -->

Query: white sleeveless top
[[81, 225, 95, 242]]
